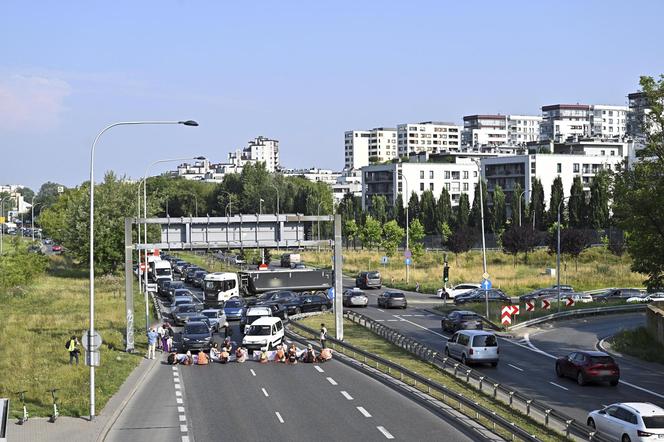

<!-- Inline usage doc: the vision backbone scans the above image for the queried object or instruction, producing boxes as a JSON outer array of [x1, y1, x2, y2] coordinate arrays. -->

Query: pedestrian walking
[[146, 328, 158, 359], [157, 324, 166, 351], [415, 282, 420, 293], [319, 323, 328, 349], [66, 335, 80, 365], [223, 322, 232, 339]]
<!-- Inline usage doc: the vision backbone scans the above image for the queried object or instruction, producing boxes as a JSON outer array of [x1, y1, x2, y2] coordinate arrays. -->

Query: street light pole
[[472, 159, 489, 318], [556, 196, 570, 313], [317, 201, 324, 252], [88, 120, 197, 421], [31, 198, 41, 242], [397, 171, 410, 283], [518, 190, 526, 227], [259, 198, 264, 215]]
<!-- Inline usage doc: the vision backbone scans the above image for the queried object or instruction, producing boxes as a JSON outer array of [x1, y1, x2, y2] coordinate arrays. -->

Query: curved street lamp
[[556, 196, 570, 312]]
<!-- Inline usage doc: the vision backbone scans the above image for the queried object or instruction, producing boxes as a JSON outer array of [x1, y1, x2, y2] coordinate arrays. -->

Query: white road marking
[[508, 363, 524, 372], [174, 383, 181, 390], [175, 390, 182, 397], [250, 369, 256, 377], [262, 387, 269, 397], [413, 314, 425, 317], [387, 319, 398, 322], [182, 436, 190, 442], [341, 391, 353, 400], [178, 406, 185, 413], [377, 309, 385, 312], [327, 377, 338, 386], [619, 380, 664, 400], [401, 314, 412, 317], [314, 365, 324, 373], [377, 426, 395, 439], [179, 414, 187, 422], [180, 424, 188, 432], [275, 412, 284, 423], [375, 319, 385, 322], [176, 398, 183, 404], [549, 382, 569, 391], [172, 366, 178, 371], [357, 406, 372, 417], [393, 315, 449, 339]]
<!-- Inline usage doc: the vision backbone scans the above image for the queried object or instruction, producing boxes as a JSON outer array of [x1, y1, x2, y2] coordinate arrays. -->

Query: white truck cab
[[242, 316, 284, 353], [203, 272, 240, 307]]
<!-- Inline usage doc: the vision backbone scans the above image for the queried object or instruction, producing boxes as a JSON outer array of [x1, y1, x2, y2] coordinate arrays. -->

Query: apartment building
[[396, 121, 462, 156], [228, 136, 280, 172], [540, 104, 628, 142], [344, 128, 397, 170], [508, 115, 543, 144], [332, 169, 363, 205], [361, 159, 477, 211], [627, 92, 650, 141], [282, 168, 341, 186], [463, 114, 542, 146]]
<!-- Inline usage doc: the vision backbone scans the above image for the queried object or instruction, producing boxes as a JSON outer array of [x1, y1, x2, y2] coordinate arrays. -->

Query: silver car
[[444, 330, 499, 366], [343, 289, 369, 307], [587, 402, 664, 442]]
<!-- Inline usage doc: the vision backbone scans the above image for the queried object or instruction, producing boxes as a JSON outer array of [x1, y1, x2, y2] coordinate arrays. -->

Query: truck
[[203, 268, 332, 308], [149, 259, 173, 283], [280, 253, 301, 268]]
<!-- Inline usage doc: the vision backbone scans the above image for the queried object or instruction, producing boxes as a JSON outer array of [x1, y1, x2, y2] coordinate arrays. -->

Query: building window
[[420, 183, 424, 191], [463, 171, 469, 179], [556, 163, 562, 173], [573, 163, 579, 173], [429, 183, 434, 191], [429, 171, 434, 179], [463, 183, 469, 191], [420, 171, 424, 179], [444, 171, 450, 179], [445, 183, 451, 190]]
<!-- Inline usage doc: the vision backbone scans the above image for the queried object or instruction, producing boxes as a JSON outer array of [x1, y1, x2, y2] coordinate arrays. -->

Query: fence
[[646, 304, 664, 346], [336, 310, 609, 442]]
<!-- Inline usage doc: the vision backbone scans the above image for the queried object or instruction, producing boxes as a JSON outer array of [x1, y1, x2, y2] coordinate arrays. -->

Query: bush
[[0, 239, 48, 290], [611, 327, 664, 364]]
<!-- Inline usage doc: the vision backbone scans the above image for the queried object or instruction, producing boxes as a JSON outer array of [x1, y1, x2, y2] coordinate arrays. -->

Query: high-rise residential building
[[344, 128, 397, 170], [627, 92, 650, 141], [462, 114, 542, 146], [396, 121, 462, 156], [228, 136, 280, 172], [507, 115, 543, 144], [540, 104, 628, 142]]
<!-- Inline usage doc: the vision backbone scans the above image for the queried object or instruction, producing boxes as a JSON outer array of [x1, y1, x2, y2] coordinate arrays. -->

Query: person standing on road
[[319, 323, 328, 349], [157, 324, 165, 351], [66, 335, 80, 365], [223, 322, 232, 339], [146, 328, 158, 359]]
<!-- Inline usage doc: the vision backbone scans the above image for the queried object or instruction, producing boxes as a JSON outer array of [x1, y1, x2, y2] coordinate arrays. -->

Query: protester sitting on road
[[302, 344, 316, 363], [167, 352, 177, 365], [197, 350, 209, 365], [183, 350, 193, 365], [275, 344, 286, 363], [259, 349, 269, 364], [209, 343, 221, 362], [235, 347, 247, 363], [317, 347, 333, 363], [220, 346, 230, 364], [157, 324, 166, 351], [287, 343, 298, 364]]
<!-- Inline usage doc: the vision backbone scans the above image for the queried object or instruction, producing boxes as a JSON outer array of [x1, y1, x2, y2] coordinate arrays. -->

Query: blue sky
[[1, 0, 663, 191]]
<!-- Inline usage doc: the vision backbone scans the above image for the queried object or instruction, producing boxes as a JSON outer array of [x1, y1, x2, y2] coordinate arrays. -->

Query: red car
[[555, 350, 620, 386], [52, 245, 62, 253]]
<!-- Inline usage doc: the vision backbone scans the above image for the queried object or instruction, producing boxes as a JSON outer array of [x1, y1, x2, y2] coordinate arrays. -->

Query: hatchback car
[[223, 296, 247, 320], [454, 289, 511, 305], [555, 351, 620, 386], [587, 402, 664, 442], [181, 321, 213, 351], [441, 311, 483, 332], [377, 291, 407, 309], [192, 270, 208, 287], [438, 283, 481, 300], [184, 266, 202, 283], [343, 289, 369, 307], [356, 271, 382, 289], [172, 304, 202, 325], [444, 330, 499, 366]]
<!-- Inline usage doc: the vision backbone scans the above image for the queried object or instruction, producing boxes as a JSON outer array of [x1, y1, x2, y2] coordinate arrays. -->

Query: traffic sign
[[82, 330, 102, 351], [482, 272, 489, 280], [480, 279, 492, 290], [381, 256, 388, 265], [404, 249, 412, 259], [566, 297, 575, 307], [327, 287, 335, 300], [526, 301, 535, 312], [541, 299, 551, 310], [510, 305, 520, 316], [258, 263, 268, 270], [500, 306, 512, 326], [405, 257, 412, 266]]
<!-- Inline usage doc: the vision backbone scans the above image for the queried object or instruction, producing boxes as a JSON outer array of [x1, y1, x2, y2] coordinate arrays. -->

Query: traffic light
[[443, 264, 449, 283]]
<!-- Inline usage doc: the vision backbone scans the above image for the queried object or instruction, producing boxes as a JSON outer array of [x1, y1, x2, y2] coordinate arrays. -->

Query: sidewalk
[[8, 353, 161, 442]]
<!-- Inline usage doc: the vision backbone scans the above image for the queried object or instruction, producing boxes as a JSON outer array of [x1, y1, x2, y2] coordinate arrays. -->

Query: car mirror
[[598, 410, 606, 415]]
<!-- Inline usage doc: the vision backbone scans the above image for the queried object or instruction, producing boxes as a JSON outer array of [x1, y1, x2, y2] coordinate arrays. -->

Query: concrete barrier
[[646, 304, 664, 346]]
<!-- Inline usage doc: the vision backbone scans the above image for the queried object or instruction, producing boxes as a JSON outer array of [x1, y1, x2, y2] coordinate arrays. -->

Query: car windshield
[[460, 315, 478, 321], [643, 416, 664, 428], [225, 299, 242, 307], [185, 324, 209, 334], [156, 268, 171, 275], [180, 305, 197, 313], [170, 283, 185, 289], [473, 335, 497, 347], [202, 312, 216, 318], [388, 293, 404, 298], [589, 356, 614, 364], [247, 325, 272, 336]]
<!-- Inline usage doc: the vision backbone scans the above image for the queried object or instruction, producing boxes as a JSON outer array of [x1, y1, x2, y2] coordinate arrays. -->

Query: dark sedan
[[184, 266, 202, 284], [192, 270, 208, 288], [272, 294, 332, 315], [180, 321, 213, 352], [172, 304, 203, 325], [377, 291, 407, 309], [454, 289, 511, 305], [157, 279, 173, 297], [441, 310, 484, 332], [555, 351, 620, 386], [593, 288, 642, 303], [519, 288, 558, 303], [166, 281, 187, 300], [223, 297, 247, 320], [252, 290, 299, 306]]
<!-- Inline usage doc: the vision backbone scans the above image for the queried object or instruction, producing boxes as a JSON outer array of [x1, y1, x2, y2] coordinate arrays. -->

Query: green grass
[[300, 248, 643, 296], [611, 327, 664, 365], [173, 251, 238, 273], [298, 314, 567, 442], [0, 256, 150, 418]]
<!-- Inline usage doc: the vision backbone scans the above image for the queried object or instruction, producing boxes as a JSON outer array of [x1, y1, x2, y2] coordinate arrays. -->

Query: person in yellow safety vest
[[197, 350, 209, 365], [66, 336, 80, 365], [259, 349, 269, 364]]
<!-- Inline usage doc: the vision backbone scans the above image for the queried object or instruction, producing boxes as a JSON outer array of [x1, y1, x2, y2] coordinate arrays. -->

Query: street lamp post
[[259, 198, 264, 215], [472, 160, 489, 318], [317, 201, 324, 252], [556, 196, 570, 313], [517, 190, 526, 227], [397, 171, 410, 283], [31, 198, 41, 242], [88, 120, 197, 421]]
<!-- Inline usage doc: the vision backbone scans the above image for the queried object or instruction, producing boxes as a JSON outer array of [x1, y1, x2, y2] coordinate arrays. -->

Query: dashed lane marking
[[250, 369, 257, 377], [178, 406, 185, 413], [175, 390, 182, 397], [549, 382, 569, 391], [341, 391, 353, 400], [377, 426, 395, 439], [314, 365, 324, 373], [180, 424, 188, 433], [182, 436, 190, 442], [357, 406, 372, 418], [179, 415, 186, 422], [327, 377, 338, 386], [262, 387, 269, 397], [275, 412, 284, 424], [174, 383, 181, 390], [176, 398, 183, 404], [508, 364, 524, 372], [377, 309, 385, 312]]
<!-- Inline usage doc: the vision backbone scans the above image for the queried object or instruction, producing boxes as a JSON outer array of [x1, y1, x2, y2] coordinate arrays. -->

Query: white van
[[444, 330, 499, 367], [241, 316, 285, 353]]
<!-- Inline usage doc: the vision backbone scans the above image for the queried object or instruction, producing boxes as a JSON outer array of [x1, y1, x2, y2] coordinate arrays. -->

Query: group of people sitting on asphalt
[[166, 337, 332, 366]]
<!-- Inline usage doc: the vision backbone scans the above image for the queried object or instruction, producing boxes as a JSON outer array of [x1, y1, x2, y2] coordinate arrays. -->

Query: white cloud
[[0, 74, 71, 131]]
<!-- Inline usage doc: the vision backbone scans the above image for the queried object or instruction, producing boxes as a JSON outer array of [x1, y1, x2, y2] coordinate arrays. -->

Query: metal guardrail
[[0, 398, 8, 442], [336, 310, 611, 442], [510, 303, 647, 331], [287, 320, 542, 442]]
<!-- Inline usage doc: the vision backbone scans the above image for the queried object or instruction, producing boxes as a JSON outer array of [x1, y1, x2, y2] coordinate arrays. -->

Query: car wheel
[[320, 305, 328, 312], [490, 361, 498, 367], [587, 418, 595, 429], [577, 371, 586, 386], [555, 363, 563, 378], [622, 435, 631, 442], [610, 380, 619, 386], [461, 354, 468, 365], [294, 307, 301, 315]]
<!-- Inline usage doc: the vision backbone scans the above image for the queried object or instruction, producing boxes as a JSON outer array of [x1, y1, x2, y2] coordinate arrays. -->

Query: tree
[[343, 219, 359, 250], [419, 190, 437, 234], [447, 226, 476, 266], [359, 216, 382, 249], [469, 180, 489, 230], [568, 176, 587, 228], [548, 176, 565, 227], [588, 170, 611, 229], [501, 226, 539, 265], [381, 220, 405, 256], [408, 218, 425, 258], [455, 193, 470, 228], [36, 181, 67, 210], [370, 195, 388, 225], [547, 228, 593, 271], [491, 185, 506, 233], [394, 193, 405, 227], [435, 188, 452, 233], [407, 192, 420, 223], [529, 178, 546, 231]]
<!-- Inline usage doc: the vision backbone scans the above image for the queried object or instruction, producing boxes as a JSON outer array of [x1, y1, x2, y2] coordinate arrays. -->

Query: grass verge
[[298, 313, 567, 442], [611, 327, 664, 365], [0, 256, 150, 418]]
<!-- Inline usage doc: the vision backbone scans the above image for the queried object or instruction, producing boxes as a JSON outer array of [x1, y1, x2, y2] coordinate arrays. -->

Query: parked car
[[454, 289, 511, 305], [627, 292, 664, 303], [192, 270, 208, 287], [550, 284, 574, 292], [252, 290, 299, 306], [52, 245, 63, 253], [186, 314, 215, 331], [519, 288, 558, 302], [377, 291, 407, 309], [444, 330, 499, 366], [223, 296, 247, 320], [441, 310, 483, 332], [542, 292, 593, 304], [172, 304, 203, 325], [343, 289, 369, 307], [438, 283, 481, 300], [594, 288, 643, 303], [180, 321, 213, 351], [275, 294, 332, 315], [587, 402, 664, 441], [356, 271, 382, 289], [199, 308, 226, 332], [555, 351, 620, 386]]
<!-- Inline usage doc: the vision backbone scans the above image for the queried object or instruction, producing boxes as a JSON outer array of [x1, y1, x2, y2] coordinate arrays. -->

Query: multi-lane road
[[341, 277, 664, 423]]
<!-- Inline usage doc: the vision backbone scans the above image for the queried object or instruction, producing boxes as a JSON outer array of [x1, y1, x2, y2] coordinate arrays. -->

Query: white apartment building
[[397, 121, 462, 156], [540, 104, 628, 142], [332, 169, 363, 205], [282, 168, 341, 186], [228, 136, 280, 172], [463, 114, 542, 146], [508, 115, 543, 144], [361, 159, 477, 211], [174, 159, 211, 180], [344, 128, 397, 170]]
